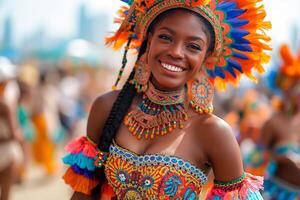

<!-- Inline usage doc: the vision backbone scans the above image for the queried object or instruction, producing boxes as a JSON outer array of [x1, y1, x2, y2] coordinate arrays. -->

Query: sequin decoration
[[104, 141, 207, 199], [124, 82, 188, 140], [188, 74, 214, 114]]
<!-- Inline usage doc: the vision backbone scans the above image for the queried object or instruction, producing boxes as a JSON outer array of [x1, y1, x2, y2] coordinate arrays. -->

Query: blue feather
[[207, 70, 216, 78], [233, 52, 249, 60], [227, 18, 249, 27], [217, 2, 237, 10], [228, 59, 242, 72], [225, 65, 237, 77], [226, 9, 245, 19], [233, 37, 250, 44], [230, 28, 249, 38], [231, 43, 253, 52], [62, 152, 96, 171], [215, 67, 226, 79]]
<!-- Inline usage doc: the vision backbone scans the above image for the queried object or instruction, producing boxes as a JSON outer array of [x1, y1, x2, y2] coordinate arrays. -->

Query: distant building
[[0, 16, 18, 60], [77, 4, 109, 45], [2, 16, 13, 50]]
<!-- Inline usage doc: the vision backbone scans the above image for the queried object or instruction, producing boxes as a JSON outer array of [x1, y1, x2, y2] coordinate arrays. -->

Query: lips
[[160, 62, 185, 73]]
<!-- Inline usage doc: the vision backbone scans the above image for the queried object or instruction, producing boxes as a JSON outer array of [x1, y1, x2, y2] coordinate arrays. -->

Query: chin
[[152, 76, 185, 91]]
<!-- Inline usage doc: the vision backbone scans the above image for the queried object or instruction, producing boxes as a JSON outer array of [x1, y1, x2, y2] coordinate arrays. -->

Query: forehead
[[154, 10, 208, 37]]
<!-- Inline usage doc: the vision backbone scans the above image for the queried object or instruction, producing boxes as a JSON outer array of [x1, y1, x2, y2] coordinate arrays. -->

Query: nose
[[168, 42, 184, 59]]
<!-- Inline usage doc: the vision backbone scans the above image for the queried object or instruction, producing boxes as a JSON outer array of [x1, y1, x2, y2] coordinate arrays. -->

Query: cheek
[[189, 54, 206, 72]]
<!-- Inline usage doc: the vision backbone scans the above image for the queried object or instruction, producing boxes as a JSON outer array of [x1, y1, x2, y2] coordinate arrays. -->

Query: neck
[[145, 81, 186, 105]]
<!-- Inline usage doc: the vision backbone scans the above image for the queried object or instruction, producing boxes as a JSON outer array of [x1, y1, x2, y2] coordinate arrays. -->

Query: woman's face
[[147, 10, 211, 91]]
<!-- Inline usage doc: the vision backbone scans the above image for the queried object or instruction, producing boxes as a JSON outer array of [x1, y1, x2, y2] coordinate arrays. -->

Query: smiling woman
[[147, 9, 213, 91], [61, 0, 272, 199]]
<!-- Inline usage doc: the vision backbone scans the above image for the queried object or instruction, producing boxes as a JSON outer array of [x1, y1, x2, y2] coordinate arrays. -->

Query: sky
[[0, 0, 124, 44], [0, 0, 299, 48]]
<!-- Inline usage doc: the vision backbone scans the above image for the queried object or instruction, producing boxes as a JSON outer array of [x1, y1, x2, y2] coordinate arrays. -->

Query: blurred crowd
[[0, 57, 118, 199], [0, 47, 299, 199]]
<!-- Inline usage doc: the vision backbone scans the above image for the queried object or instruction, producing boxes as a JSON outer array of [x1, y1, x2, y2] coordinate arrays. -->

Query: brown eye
[[187, 43, 202, 51], [158, 34, 172, 42]]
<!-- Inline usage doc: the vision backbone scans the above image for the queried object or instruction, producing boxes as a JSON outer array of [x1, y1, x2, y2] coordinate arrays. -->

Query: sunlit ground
[[11, 148, 72, 200]]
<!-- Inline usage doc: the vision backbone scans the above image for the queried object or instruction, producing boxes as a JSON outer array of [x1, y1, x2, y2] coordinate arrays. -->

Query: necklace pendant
[[124, 82, 189, 140]]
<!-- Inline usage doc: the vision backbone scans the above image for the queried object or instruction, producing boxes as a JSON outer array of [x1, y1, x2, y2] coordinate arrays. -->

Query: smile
[[161, 62, 184, 72]]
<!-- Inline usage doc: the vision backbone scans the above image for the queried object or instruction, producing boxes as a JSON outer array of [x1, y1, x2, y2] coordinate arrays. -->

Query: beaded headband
[[107, 0, 272, 90]]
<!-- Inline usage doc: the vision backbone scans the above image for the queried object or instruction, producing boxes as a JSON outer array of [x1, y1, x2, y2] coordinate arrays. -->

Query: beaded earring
[[130, 53, 151, 93], [188, 70, 214, 114]]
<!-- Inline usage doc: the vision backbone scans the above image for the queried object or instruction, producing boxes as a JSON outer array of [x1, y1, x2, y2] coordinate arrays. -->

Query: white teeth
[[161, 63, 183, 72]]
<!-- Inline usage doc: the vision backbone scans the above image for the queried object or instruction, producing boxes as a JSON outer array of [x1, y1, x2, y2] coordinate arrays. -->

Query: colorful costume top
[[105, 140, 207, 199], [63, 136, 264, 199]]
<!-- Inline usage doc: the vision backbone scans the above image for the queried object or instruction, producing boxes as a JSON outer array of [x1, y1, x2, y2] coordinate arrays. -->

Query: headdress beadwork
[[107, 0, 272, 90]]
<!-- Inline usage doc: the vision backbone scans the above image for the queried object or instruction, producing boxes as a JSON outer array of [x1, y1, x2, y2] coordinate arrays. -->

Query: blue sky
[[0, 0, 124, 43], [0, 0, 299, 47]]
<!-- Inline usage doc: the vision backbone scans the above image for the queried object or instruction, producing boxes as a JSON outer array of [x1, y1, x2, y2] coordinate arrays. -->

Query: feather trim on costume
[[206, 173, 264, 200], [65, 136, 98, 157], [63, 152, 96, 171], [63, 167, 99, 195], [62, 136, 109, 195]]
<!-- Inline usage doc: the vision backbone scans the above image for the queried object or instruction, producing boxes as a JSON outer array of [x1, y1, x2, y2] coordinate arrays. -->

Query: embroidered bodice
[[104, 141, 208, 199], [62, 136, 264, 199]]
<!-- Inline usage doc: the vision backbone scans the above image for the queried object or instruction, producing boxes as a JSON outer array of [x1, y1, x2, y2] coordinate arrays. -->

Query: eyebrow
[[158, 27, 206, 42]]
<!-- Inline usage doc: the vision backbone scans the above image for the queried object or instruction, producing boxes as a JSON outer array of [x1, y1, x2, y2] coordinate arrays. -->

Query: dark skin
[[261, 79, 300, 186], [71, 10, 244, 199]]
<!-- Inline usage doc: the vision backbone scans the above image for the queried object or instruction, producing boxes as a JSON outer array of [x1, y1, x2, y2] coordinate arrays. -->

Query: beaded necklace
[[124, 82, 188, 140]]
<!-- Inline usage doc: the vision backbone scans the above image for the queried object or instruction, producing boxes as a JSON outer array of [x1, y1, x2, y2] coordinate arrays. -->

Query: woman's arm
[[66, 91, 120, 200], [0, 102, 23, 143], [204, 116, 263, 199]]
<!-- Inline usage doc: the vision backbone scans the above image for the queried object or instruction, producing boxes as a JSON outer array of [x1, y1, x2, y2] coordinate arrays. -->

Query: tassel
[[65, 136, 98, 158], [63, 168, 98, 195], [206, 173, 264, 200], [63, 153, 96, 171]]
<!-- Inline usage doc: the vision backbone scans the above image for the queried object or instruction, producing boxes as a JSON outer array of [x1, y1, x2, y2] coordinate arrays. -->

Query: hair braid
[[98, 69, 136, 152]]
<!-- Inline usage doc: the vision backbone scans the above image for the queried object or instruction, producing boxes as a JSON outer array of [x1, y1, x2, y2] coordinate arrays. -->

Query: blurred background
[[0, 0, 299, 199]]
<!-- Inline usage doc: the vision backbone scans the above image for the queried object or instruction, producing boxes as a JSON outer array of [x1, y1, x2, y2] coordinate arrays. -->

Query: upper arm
[[205, 116, 244, 181], [0, 102, 21, 140], [260, 118, 275, 149], [86, 91, 120, 143]]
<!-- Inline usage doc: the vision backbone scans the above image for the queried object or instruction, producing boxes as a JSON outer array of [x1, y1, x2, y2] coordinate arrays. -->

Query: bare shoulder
[[87, 90, 120, 143], [260, 113, 280, 148], [193, 114, 243, 181], [193, 114, 235, 145]]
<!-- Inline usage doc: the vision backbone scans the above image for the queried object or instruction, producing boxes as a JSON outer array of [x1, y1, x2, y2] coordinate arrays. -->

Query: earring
[[188, 71, 214, 114], [131, 53, 151, 93]]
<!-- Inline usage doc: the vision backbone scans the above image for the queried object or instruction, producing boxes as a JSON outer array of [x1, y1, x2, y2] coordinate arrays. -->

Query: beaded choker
[[124, 82, 188, 140]]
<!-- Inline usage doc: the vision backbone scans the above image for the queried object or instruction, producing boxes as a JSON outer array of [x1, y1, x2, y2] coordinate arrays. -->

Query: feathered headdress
[[279, 44, 300, 78], [274, 44, 300, 90], [107, 0, 272, 90]]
